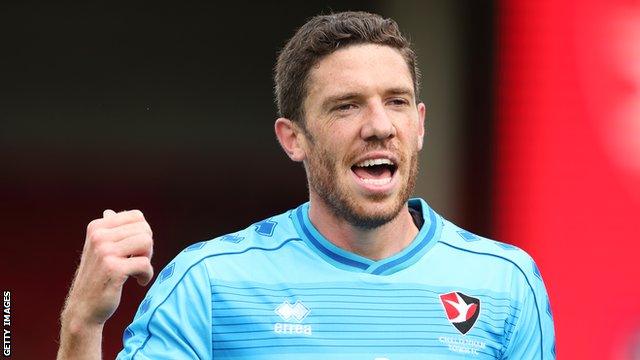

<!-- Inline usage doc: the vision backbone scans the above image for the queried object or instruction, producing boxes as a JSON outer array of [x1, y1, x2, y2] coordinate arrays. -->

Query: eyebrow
[[386, 87, 414, 98]]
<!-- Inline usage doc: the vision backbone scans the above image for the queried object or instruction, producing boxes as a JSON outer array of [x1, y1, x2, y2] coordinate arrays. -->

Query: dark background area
[[1, 1, 494, 358]]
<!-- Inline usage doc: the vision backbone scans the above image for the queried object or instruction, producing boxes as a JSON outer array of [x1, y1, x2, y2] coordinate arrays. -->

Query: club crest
[[439, 291, 481, 335]]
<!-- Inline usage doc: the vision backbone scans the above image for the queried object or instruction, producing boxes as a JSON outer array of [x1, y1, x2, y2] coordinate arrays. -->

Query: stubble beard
[[306, 144, 419, 230]]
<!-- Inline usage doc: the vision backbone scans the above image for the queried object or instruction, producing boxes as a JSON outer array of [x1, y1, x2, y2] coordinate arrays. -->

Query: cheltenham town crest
[[439, 291, 481, 335]]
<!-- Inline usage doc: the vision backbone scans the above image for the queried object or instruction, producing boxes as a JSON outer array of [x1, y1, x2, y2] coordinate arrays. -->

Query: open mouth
[[350, 158, 398, 186]]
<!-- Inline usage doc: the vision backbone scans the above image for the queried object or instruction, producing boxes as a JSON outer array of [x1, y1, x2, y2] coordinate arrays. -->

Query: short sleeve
[[502, 261, 556, 359], [116, 259, 212, 359]]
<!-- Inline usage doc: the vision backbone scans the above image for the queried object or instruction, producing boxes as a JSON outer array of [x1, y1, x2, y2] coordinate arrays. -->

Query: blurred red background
[[496, 0, 640, 358]]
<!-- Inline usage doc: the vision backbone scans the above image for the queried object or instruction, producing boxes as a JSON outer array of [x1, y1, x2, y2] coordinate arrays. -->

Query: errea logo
[[275, 300, 310, 322], [273, 300, 312, 336]]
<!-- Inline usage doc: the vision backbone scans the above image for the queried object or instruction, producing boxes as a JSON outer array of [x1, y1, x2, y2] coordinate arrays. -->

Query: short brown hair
[[274, 11, 421, 125]]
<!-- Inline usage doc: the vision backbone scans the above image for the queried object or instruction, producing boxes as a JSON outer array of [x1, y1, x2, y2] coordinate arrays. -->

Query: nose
[[360, 101, 396, 141]]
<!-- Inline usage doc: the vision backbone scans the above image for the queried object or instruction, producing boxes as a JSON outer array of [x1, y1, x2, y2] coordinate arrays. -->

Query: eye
[[388, 98, 410, 106], [334, 103, 358, 112]]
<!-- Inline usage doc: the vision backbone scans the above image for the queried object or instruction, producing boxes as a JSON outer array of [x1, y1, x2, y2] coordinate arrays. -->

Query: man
[[58, 11, 555, 359]]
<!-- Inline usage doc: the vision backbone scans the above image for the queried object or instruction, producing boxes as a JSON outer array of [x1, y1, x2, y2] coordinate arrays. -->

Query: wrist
[[60, 306, 105, 338], [58, 312, 104, 360]]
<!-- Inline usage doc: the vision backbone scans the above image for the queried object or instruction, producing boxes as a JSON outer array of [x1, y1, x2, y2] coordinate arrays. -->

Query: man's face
[[301, 44, 426, 229]]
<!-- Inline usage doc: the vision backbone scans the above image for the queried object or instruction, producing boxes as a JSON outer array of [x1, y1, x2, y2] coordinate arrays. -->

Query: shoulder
[[182, 208, 295, 258], [436, 218, 544, 289], [165, 207, 299, 273]]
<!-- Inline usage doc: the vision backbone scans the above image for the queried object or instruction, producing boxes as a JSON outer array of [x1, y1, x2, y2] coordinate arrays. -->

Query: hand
[[61, 209, 154, 332]]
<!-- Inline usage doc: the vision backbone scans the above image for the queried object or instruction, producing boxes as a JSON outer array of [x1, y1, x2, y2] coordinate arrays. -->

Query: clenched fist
[[57, 209, 154, 360]]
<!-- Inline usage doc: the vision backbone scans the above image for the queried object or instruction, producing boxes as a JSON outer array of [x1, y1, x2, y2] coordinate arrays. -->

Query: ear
[[274, 118, 307, 162], [416, 102, 426, 151]]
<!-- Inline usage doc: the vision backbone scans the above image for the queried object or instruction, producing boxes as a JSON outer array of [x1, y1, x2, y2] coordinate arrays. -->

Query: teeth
[[355, 158, 394, 167], [360, 177, 392, 185]]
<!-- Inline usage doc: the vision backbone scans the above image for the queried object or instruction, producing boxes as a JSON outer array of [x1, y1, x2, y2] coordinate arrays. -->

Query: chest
[[210, 280, 513, 359]]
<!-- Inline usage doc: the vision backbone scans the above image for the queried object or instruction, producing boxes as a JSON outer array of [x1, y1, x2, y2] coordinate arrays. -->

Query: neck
[[307, 192, 419, 260]]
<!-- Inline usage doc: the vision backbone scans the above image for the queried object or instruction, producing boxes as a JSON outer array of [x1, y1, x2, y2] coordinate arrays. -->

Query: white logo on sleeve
[[274, 300, 312, 336]]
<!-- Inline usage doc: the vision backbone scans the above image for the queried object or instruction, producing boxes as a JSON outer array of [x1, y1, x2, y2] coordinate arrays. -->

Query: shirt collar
[[291, 198, 442, 275]]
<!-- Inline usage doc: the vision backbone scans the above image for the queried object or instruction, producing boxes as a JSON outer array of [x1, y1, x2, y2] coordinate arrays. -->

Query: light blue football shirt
[[117, 198, 555, 359]]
